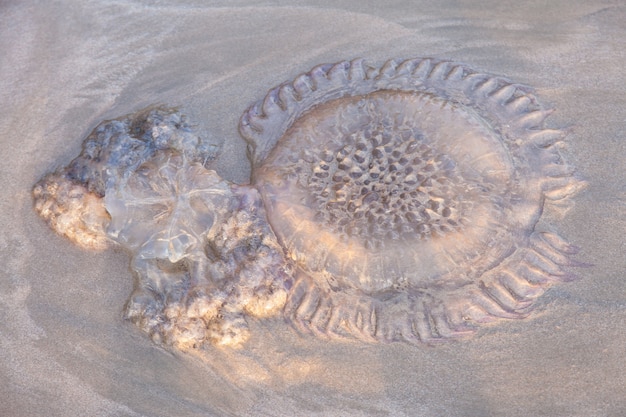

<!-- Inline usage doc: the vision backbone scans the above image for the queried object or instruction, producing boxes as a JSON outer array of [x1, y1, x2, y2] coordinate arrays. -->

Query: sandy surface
[[1, 1, 625, 416]]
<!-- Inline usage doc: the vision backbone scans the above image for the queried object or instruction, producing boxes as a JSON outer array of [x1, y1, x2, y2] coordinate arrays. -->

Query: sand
[[1, 1, 624, 416]]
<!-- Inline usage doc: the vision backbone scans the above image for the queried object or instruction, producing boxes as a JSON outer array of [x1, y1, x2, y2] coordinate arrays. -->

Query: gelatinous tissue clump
[[34, 58, 586, 349], [34, 107, 291, 348]]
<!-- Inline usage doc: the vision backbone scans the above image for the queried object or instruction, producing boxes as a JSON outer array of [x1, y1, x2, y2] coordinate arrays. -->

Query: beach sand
[[1, 1, 624, 416]]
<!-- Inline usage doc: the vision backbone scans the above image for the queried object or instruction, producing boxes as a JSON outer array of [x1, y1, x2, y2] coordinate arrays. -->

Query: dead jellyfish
[[33, 58, 585, 349], [240, 58, 585, 342]]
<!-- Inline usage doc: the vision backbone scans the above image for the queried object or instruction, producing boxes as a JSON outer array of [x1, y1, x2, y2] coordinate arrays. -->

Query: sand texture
[[1, 1, 625, 416]]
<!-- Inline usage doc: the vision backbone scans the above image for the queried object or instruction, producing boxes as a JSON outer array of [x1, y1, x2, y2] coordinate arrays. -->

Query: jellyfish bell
[[242, 58, 585, 342]]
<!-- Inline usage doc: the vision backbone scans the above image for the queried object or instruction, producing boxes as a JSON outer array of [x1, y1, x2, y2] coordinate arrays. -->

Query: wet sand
[[1, 1, 625, 416]]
